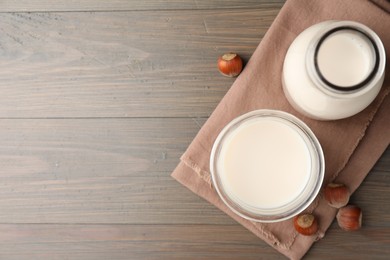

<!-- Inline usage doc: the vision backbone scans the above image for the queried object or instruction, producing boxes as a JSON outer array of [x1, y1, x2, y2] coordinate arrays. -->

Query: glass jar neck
[[306, 22, 381, 97]]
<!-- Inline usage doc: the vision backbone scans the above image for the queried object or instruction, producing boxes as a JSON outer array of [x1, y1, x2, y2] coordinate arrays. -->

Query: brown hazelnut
[[217, 53, 243, 77], [293, 213, 318, 236], [336, 205, 362, 231], [324, 183, 350, 208]]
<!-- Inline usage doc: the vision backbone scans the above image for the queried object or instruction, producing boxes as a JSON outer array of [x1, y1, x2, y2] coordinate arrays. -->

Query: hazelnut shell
[[217, 53, 243, 77], [336, 205, 362, 231], [293, 213, 318, 236], [324, 183, 350, 208]]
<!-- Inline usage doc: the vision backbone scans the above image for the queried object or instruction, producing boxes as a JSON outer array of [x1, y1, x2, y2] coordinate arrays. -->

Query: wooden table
[[0, 1, 388, 259]]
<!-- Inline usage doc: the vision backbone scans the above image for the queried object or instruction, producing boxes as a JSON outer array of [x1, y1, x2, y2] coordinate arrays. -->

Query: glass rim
[[209, 110, 325, 223], [306, 20, 386, 98]]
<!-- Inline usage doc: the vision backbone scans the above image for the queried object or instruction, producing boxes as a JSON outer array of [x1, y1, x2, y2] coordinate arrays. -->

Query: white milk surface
[[218, 118, 311, 209], [317, 30, 374, 87]]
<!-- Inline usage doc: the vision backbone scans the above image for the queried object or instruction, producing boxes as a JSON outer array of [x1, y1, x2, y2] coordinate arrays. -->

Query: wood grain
[[0, 118, 387, 229], [0, 118, 232, 224], [0, 221, 388, 260], [0, 0, 389, 259], [0, 224, 285, 260], [0, 1, 285, 12], [0, 9, 279, 118]]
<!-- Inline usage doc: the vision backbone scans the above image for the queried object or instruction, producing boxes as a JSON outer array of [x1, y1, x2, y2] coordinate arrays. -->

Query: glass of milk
[[283, 21, 386, 120], [210, 110, 324, 222]]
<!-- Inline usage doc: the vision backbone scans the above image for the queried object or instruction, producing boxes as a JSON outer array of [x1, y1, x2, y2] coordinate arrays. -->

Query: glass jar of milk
[[282, 21, 386, 120], [210, 110, 325, 222]]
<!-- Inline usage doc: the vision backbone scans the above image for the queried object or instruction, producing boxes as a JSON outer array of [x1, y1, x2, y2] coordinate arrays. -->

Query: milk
[[317, 30, 375, 87], [217, 117, 311, 210], [282, 21, 385, 120]]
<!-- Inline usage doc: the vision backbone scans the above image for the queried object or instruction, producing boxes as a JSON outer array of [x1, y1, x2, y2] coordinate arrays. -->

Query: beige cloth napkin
[[172, 0, 390, 259]]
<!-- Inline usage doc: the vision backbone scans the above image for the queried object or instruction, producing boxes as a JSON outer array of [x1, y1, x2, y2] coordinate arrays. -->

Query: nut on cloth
[[171, 0, 390, 259]]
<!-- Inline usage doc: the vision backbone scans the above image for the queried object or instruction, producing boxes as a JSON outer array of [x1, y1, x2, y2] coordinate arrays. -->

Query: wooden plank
[[307, 223, 390, 259], [0, 222, 388, 260], [0, 1, 387, 258], [0, 118, 203, 173], [0, 118, 388, 226], [0, 224, 284, 260], [0, 118, 234, 224], [0, 9, 279, 118], [0, 1, 285, 12]]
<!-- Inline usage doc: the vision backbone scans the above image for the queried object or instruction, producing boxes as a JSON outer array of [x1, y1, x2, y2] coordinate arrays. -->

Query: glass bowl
[[210, 110, 325, 222]]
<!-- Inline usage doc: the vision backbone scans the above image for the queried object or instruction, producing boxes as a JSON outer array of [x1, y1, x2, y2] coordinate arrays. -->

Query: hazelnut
[[336, 205, 362, 231], [293, 213, 318, 236], [324, 183, 350, 208], [217, 53, 243, 77]]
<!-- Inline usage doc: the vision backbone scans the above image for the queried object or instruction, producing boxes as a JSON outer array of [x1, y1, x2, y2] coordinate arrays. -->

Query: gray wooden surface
[[0, 1, 388, 259]]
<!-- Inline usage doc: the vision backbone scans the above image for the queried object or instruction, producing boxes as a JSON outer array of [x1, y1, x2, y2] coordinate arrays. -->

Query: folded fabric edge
[[305, 87, 390, 238], [179, 153, 300, 250], [177, 88, 390, 256], [329, 87, 390, 182], [369, 0, 390, 13], [180, 155, 212, 185], [296, 94, 390, 259], [174, 90, 390, 259], [171, 161, 305, 259]]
